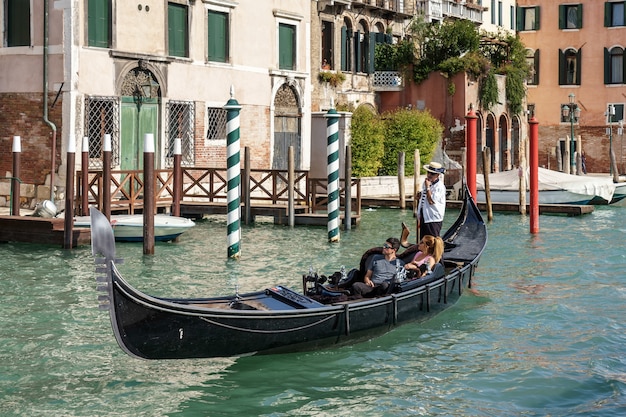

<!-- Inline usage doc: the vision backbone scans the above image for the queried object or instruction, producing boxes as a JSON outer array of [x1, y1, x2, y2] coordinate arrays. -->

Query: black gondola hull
[[92, 186, 486, 359]]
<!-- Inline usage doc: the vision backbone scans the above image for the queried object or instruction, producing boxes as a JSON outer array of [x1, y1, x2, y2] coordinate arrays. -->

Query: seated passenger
[[351, 238, 404, 297], [404, 235, 443, 278]]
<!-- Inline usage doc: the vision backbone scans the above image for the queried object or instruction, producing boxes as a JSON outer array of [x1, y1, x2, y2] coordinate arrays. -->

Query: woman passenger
[[404, 235, 443, 277]]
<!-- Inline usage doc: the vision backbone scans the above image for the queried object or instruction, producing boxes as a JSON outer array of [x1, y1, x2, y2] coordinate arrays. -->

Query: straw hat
[[424, 161, 445, 174]]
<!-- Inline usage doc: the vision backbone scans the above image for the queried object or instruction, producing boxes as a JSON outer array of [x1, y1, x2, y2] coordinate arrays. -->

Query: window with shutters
[[559, 4, 582, 29], [605, 46, 625, 84], [559, 48, 581, 86], [321, 20, 333, 69], [517, 6, 540, 31], [208, 10, 229, 63], [341, 19, 353, 72], [526, 49, 539, 85], [605, 1, 626, 27], [87, 0, 112, 48], [6, 0, 30, 47], [278, 23, 296, 70], [168, 2, 188, 57]]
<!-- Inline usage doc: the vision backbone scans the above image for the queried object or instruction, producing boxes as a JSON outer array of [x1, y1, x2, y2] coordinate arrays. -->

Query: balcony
[[418, 0, 484, 24], [373, 71, 403, 91]]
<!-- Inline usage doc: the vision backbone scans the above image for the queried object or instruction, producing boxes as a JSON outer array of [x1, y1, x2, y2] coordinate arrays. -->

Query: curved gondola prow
[[90, 207, 116, 262], [442, 184, 487, 269]]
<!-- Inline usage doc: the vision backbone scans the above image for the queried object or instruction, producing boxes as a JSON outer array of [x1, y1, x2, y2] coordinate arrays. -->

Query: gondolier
[[417, 162, 446, 238]]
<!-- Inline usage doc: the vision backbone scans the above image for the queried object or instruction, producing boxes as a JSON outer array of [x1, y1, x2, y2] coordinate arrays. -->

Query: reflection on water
[[2, 206, 626, 416]]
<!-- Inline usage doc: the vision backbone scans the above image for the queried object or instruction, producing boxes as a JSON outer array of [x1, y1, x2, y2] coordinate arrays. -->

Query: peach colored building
[[518, 0, 626, 174]]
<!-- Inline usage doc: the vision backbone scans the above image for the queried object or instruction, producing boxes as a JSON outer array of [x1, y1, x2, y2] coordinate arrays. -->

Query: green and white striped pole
[[224, 86, 242, 259], [325, 105, 341, 242]]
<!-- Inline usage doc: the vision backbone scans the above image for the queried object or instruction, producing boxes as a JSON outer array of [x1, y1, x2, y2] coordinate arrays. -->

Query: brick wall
[[0, 93, 63, 185]]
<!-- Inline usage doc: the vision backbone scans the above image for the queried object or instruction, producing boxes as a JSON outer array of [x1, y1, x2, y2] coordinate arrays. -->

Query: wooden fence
[[76, 168, 360, 216]]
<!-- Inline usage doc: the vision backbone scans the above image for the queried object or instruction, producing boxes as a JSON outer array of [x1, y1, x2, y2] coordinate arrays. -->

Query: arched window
[[559, 48, 581, 85], [340, 18, 353, 72], [605, 46, 625, 84], [525, 48, 539, 85]]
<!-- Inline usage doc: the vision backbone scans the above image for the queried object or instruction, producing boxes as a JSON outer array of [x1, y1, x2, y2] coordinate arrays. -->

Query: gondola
[[91, 185, 487, 359]]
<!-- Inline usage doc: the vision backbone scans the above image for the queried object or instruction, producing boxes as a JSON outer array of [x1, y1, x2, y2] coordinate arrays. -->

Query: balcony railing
[[373, 71, 403, 90], [418, 0, 484, 24]]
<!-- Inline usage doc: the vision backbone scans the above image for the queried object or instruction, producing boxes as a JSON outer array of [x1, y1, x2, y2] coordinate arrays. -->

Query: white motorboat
[[74, 214, 195, 242]]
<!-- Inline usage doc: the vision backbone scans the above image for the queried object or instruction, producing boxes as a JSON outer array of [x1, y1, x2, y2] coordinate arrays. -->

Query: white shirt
[[417, 177, 446, 223]]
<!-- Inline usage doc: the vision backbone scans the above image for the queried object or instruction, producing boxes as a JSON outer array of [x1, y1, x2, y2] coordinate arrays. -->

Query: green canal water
[[1, 205, 626, 416]]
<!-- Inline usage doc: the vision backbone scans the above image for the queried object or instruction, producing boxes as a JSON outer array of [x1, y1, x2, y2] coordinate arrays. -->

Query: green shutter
[[88, 0, 111, 48], [576, 48, 582, 85], [168, 3, 188, 57], [578, 4, 583, 28], [604, 48, 610, 84], [623, 48, 626, 83], [354, 31, 361, 73], [534, 50, 540, 85], [516, 7, 523, 31], [340, 26, 348, 71], [368, 32, 376, 74], [558, 49, 565, 85], [558, 5, 565, 29], [279, 24, 295, 70], [534, 6, 541, 30], [208, 10, 228, 62], [7, 0, 30, 47], [605, 2, 612, 27]]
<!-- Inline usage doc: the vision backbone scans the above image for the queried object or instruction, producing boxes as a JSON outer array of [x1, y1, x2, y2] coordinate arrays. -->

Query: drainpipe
[[43, 0, 57, 202]]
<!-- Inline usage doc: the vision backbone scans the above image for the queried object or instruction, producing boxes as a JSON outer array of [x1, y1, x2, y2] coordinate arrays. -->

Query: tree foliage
[[379, 16, 530, 115], [379, 108, 443, 176], [350, 106, 385, 177], [350, 107, 443, 177]]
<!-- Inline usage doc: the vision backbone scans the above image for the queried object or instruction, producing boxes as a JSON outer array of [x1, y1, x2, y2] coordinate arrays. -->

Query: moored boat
[[454, 167, 616, 205], [90, 185, 486, 359], [76, 214, 194, 242]]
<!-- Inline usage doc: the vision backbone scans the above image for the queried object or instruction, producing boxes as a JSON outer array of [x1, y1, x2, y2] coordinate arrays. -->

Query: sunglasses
[[383, 243, 392, 249]]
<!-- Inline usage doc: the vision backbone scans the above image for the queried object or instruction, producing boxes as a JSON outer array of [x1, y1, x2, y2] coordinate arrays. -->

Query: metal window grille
[[165, 100, 195, 167], [84, 96, 120, 169], [206, 107, 227, 141]]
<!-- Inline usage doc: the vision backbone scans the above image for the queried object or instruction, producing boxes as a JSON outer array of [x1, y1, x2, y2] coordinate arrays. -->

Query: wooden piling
[[81, 137, 89, 215], [172, 138, 182, 217], [102, 134, 112, 220], [143, 133, 155, 255], [12, 136, 21, 216], [397, 151, 406, 209], [288, 146, 295, 227], [344, 145, 352, 231], [63, 137, 76, 249], [482, 148, 493, 221]]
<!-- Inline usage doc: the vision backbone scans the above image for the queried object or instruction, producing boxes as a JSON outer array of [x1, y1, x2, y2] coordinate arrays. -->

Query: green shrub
[[350, 106, 385, 177], [378, 108, 443, 176]]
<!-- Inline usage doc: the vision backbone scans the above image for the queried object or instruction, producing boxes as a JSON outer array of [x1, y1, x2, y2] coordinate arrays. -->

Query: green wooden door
[[121, 98, 158, 171]]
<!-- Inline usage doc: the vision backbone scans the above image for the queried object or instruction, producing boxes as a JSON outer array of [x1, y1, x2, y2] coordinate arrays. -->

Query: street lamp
[[561, 93, 581, 174]]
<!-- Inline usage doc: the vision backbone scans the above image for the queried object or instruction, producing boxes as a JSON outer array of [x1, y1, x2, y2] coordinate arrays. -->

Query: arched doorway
[[476, 111, 484, 174], [119, 64, 161, 170], [511, 116, 521, 168], [485, 114, 496, 173], [272, 83, 301, 170], [499, 114, 509, 171]]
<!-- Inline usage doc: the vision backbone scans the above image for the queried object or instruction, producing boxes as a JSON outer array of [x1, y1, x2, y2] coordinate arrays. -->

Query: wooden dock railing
[[75, 168, 359, 216]]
